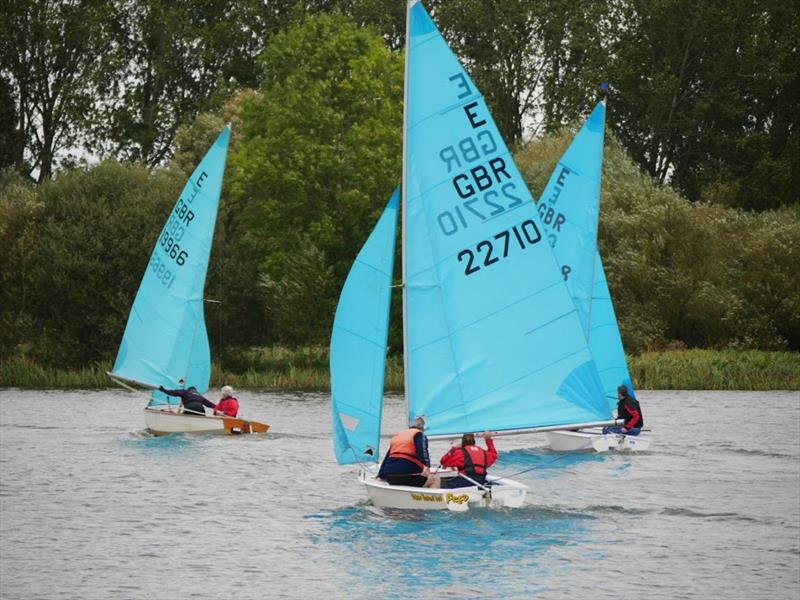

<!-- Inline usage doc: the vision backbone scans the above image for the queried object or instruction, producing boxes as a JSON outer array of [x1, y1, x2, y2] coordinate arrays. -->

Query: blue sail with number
[[330, 190, 399, 464], [110, 127, 230, 405], [536, 101, 635, 409], [402, 1, 611, 436]]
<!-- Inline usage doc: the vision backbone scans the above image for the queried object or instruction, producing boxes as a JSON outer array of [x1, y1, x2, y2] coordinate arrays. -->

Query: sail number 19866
[[457, 219, 541, 276]]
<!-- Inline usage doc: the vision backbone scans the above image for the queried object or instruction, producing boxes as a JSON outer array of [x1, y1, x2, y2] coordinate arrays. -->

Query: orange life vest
[[388, 428, 425, 469]]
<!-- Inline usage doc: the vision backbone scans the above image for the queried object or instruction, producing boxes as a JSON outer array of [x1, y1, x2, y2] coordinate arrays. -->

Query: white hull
[[359, 466, 528, 511], [143, 408, 269, 436], [545, 430, 651, 453]]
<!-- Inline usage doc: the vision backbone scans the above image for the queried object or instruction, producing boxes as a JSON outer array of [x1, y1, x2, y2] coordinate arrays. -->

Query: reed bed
[[1, 348, 797, 391], [629, 349, 800, 390]]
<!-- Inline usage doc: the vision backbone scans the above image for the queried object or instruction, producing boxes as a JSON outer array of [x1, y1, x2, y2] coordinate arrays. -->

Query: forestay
[[403, 1, 610, 437], [110, 127, 230, 405], [330, 190, 399, 464]]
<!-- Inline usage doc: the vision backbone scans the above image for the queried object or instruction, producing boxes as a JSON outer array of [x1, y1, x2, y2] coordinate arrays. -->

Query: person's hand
[[158, 385, 165, 392], [422, 466, 430, 477], [621, 427, 628, 433], [483, 431, 492, 441]]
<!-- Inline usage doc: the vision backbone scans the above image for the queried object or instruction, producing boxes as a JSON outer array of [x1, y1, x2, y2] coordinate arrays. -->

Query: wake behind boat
[[329, 1, 617, 511], [108, 126, 268, 436]]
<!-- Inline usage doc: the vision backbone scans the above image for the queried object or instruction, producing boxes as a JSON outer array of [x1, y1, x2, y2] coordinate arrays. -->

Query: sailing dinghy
[[330, 1, 617, 511], [109, 126, 268, 436], [533, 100, 649, 452]]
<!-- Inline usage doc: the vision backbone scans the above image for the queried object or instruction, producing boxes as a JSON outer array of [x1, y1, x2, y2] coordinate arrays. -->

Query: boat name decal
[[445, 493, 469, 505], [410, 493, 443, 503]]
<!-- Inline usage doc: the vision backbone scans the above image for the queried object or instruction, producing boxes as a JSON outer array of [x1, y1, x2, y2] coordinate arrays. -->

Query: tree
[[228, 12, 403, 345], [0, 0, 117, 182], [93, 0, 303, 168]]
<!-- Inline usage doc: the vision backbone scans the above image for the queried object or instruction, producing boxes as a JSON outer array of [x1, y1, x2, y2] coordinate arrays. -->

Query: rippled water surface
[[1, 390, 798, 599]]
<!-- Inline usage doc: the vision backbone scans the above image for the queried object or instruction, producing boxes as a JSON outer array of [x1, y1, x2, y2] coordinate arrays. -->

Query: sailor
[[439, 432, 498, 488], [159, 385, 216, 416], [604, 384, 644, 435], [214, 385, 239, 417], [377, 416, 434, 487]]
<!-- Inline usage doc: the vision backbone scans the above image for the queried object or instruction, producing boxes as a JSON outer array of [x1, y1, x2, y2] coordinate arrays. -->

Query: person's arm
[[484, 437, 498, 467], [159, 387, 184, 398], [415, 432, 430, 467], [201, 396, 217, 410]]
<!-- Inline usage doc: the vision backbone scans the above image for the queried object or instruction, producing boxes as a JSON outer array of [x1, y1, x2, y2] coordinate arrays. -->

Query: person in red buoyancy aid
[[214, 385, 239, 417], [377, 416, 434, 487], [603, 384, 644, 435], [439, 432, 498, 488]]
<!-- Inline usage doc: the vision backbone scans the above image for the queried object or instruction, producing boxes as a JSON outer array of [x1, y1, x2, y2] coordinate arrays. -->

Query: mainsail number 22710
[[457, 220, 541, 276]]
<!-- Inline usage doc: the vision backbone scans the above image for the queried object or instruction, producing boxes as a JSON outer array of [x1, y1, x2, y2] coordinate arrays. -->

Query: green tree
[[0, 0, 117, 181], [0, 162, 185, 365], [94, 0, 303, 167], [228, 12, 403, 345]]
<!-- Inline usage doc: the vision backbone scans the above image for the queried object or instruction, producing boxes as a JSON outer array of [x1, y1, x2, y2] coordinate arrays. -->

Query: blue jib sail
[[403, 1, 610, 436], [536, 101, 636, 409], [111, 127, 230, 405], [330, 190, 399, 464]]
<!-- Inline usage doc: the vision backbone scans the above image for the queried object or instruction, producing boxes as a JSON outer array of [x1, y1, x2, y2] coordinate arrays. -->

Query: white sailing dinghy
[[109, 126, 268, 436], [534, 99, 649, 452], [329, 1, 617, 511]]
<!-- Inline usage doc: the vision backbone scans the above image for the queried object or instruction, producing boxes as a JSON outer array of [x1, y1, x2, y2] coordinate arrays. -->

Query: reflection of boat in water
[[109, 126, 268, 436], [533, 97, 649, 453], [329, 1, 616, 511]]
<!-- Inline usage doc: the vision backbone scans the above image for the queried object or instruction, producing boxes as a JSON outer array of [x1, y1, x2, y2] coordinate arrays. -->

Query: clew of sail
[[403, 1, 610, 437], [535, 100, 636, 409], [330, 190, 399, 464], [110, 127, 231, 405]]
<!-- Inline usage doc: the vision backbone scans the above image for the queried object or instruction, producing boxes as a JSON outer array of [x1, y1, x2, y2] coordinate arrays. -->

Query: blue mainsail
[[536, 101, 636, 409], [111, 127, 230, 405], [330, 190, 399, 464], [536, 101, 605, 335], [403, 1, 610, 436]]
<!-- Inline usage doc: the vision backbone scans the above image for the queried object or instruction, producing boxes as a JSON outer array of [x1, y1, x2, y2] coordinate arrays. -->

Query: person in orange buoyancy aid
[[439, 432, 498, 488], [214, 385, 239, 417], [377, 416, 433, 487]]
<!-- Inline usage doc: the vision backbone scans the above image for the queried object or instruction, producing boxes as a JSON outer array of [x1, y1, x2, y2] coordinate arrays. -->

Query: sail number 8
[[457, 220, 541, 276]]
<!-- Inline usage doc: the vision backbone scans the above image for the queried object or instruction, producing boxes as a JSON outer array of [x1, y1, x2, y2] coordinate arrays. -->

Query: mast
[[401, 0, 414, 414]]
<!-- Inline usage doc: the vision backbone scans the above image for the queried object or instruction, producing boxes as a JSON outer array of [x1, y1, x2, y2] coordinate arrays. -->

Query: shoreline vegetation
[[0, 348, 797, 392]]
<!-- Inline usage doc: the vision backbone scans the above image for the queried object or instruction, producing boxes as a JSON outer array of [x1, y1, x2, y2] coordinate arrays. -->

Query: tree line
[[1, 5, 798, 371]]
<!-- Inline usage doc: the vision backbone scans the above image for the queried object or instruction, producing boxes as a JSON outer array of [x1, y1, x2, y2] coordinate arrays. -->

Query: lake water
[[0, 390, 798, 599]]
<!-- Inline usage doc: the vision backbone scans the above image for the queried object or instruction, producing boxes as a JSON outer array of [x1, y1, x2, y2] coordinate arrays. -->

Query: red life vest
[[388, 428, 425, 469], [460, 445, 488, 476], [216, 397, 239, 417]]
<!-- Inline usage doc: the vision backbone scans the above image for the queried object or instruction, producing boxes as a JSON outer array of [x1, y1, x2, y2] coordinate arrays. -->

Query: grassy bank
[[0, 348, 797, 391]]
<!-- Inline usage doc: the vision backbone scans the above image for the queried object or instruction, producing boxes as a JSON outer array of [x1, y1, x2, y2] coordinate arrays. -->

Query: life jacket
[[216, 397, 239, 417], [460, 445, 488, 477], [388, 428, 425, 469], [619, 396, 643, 428]]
